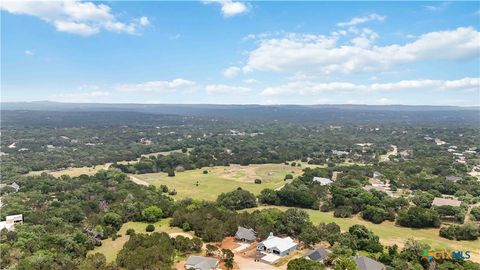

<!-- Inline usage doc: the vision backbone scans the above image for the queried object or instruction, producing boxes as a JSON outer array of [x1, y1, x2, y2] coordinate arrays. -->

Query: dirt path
[[128, 175, 149, 186], [380, 145, 397, 162]]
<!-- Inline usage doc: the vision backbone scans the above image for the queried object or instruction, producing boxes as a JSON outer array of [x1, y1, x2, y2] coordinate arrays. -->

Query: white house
[[0, 214, 23, 231], [256, 233, 298, 257], [313, 177, 333, 186]]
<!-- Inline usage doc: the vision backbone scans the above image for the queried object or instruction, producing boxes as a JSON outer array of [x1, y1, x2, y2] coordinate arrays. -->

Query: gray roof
[[186, 256, 218, 270], [353, 256, 385, 270], [305, 248, 329, 261], [445, 176, 462, 182], [313, 177, 333, 186], [235, 226, 256, 241]]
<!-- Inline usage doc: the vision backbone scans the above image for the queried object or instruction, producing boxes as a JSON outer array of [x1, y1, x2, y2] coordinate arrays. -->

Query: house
[[332, 150, 349, 156], [185, 256, 218, 270], [373, 171, 383, 179], [0, 182, 20, 192], [304, 248, 329, 262], [235, 226, 256, 243], [0, 214, 23, 231], [313, 177, 333, 186], [445, 176, 462, 182], [432, 197, 462, 207], [353, 256, 386, 270], [256, 232, 298, 257]]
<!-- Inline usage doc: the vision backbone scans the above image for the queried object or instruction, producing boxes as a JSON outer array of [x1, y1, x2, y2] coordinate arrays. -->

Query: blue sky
[[1, 1, 479, 105]]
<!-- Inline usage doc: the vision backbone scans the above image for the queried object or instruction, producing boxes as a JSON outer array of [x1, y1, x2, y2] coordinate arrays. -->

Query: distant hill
[[1, 101, 479, 126]]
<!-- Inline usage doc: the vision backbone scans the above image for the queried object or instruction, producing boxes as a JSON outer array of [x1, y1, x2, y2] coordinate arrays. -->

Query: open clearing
[[27, 148, 192, 177], [131, 163, 308, 200], [89, 218, 188, 263], [27, 165, 106, 177], [245, 206, 480, 263]]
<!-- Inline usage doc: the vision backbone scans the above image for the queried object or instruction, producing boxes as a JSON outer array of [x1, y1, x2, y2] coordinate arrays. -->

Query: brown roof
[[432, 197, 461, 207]]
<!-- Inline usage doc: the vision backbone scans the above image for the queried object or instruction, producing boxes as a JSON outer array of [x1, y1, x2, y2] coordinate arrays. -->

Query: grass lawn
[[88, 218, 187, 263], [27, 165, 106, 177], [132, 163, 311, 201], [245, 206, 480, 263]]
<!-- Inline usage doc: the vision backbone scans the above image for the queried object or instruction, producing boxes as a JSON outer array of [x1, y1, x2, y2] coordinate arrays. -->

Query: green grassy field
[[246, 206, 480, 263], [89, 218, 188, 263], [132, 163, 310, 200]]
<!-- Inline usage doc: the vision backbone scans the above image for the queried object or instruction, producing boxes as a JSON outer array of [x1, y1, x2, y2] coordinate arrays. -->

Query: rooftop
[[185, 256, 218, 270], [354, 256, 386, 270], [260, 234, 297, 252], [432, 197, 462, 207], [313, 177, 333, 186]]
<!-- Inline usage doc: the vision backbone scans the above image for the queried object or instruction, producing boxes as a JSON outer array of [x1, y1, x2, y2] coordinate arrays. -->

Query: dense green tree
[[287, 258, 325, 270], [142, 206, 163, 222], [216, 189, 257, 210]]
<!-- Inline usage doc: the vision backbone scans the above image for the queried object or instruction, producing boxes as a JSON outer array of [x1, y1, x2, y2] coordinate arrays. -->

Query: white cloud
[[139, 16, 150, 26], [375, 98, 395, 105], [337, 13, 385, 27], [169, 33, 181, 40], [243, 27, 480, 75], [204, 0, 249, 17], [24, 50, 34, 56], [0, 0, 149, 36], [117, 79, 197, 92], [52, 91, 109, 102], [223, 66, 241, 78], [261, 77, 480, 96], [424, 2, 451, 12], [205, 84, 252, 94], [78, 84, 100, 91], [244, 78, 258, 84]]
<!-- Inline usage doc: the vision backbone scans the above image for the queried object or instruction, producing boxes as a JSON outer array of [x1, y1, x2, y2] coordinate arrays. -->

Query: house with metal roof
[[185, 256, 218, 270], [313, 177, 333, 186], [353, 256, 386, 270], [256, 232, 298, 257], [235, 226, 256, 242]]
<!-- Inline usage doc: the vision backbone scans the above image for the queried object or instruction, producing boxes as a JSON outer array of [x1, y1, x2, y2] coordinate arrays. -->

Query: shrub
[[254, 179, 262, 184], [146, 224, 155, 232], [284, 174, 293, 180], [334, 207, 353, 218], [160, 185, 169, 193], [440, 223, 480, 240], [126, 229, 135, 236], [203, 170, 208, 174], [167, 169, 175, 177], [471, 206, 480, 221]]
